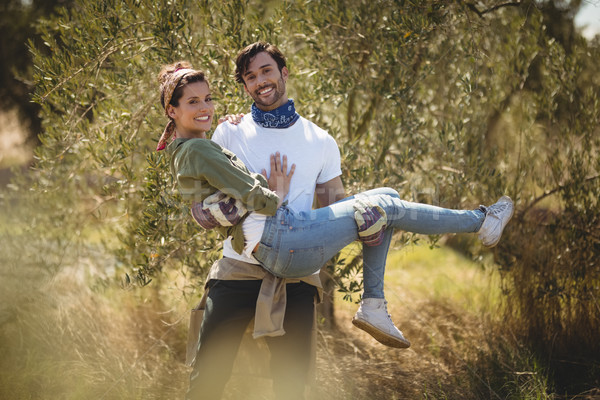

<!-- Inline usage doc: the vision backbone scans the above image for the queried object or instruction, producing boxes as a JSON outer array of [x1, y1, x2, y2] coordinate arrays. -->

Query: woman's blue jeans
[[253, 187, 485, 299]]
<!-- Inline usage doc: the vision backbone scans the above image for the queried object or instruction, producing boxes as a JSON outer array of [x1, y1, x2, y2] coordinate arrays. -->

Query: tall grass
[[0, 191, 565, 399], [0, 195, 192, 399], [497, 206, 600, 394], [391, 244, 554, 400], [331, 242, 554, 400], [0, 258, 193, 399]]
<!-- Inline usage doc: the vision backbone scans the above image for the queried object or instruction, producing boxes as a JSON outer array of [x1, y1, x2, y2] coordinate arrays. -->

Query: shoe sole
[[351, 318, 411, 348]]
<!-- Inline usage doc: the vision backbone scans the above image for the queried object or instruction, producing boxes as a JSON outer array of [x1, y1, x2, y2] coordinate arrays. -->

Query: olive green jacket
[[166, 137, 280, 253]]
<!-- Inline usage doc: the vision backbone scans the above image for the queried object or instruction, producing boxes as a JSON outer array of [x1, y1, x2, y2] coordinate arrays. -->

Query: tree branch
[[519, 174, 600, 219], [464, 1, 523, 18]]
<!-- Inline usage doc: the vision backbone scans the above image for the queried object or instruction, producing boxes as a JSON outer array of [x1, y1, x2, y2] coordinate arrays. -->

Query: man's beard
[[252, 77, 286, 110]]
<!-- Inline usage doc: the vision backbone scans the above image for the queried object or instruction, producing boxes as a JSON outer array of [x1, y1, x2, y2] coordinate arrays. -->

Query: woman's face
[[168, 81, 214, 138]]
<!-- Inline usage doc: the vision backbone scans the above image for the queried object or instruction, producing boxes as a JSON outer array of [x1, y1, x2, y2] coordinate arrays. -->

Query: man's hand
[[262, 152, 295, 208]]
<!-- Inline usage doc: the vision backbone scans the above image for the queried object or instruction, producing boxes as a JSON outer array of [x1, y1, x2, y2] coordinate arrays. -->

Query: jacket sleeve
[[176, 141, 280, 216]]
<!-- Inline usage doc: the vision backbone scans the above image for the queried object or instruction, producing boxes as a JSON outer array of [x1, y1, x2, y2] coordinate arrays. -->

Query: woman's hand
[[218, 113, 244, 125], [262, 152, 295, 208]]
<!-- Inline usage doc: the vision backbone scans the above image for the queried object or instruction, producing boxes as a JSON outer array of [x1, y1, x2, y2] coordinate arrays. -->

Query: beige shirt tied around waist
[[205, 257, 323, 338]]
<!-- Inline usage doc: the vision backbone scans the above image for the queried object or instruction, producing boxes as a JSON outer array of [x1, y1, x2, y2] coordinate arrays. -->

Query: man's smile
[[257, 86, 274, 96]]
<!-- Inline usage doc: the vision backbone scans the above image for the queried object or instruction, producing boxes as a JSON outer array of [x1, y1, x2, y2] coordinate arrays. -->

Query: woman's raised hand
[[262, 152, 295, 208], [218, 113, 244, 125]]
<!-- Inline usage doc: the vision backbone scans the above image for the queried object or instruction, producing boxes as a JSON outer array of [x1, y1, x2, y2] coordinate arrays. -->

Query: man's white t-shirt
[[211, 114, 342, 265]]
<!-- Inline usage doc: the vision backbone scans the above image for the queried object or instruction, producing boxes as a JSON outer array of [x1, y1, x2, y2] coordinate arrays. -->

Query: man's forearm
[[315, 176, 346, 207]]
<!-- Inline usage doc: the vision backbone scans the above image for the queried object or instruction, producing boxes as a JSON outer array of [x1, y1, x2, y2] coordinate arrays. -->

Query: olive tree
[[24, 0, 600, 392]]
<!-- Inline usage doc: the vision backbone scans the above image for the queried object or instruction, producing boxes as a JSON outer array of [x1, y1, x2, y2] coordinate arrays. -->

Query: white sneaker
[[351, 298, 411, 348], [478, 195, 514, 247]]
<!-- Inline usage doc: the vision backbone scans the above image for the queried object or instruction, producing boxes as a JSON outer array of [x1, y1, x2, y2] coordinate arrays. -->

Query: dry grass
[[307, 244, 504, 400], [217, 243, 513, 400], [0, 245, 192, 399], [0, 234, 552, 400]]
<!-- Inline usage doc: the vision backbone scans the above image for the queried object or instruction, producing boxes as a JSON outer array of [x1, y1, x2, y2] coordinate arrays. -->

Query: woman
[[157, 61, 514, 348]]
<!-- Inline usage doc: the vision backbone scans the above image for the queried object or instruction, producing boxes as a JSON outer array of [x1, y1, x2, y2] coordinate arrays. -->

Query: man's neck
[[251, 99, 299, 129]]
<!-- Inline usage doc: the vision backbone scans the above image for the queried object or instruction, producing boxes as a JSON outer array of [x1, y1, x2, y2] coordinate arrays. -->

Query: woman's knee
[[374, 187, 400, 198], [363, 187, 398, 198], [381, 187, 399, 197]]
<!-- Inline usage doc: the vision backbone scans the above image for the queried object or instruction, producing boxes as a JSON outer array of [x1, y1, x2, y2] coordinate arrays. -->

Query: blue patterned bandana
[[251, 99, 300, 128]]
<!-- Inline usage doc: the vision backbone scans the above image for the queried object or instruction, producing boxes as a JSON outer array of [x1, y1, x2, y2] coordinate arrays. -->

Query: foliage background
[[1, 0, 599, 398]]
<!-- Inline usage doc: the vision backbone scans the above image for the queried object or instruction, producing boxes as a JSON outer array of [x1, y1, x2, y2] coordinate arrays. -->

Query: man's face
[[242, 51, 288, 111]]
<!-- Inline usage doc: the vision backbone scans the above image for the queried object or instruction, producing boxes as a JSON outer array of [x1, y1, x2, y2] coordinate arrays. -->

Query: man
[[186, 42, 346, 400]]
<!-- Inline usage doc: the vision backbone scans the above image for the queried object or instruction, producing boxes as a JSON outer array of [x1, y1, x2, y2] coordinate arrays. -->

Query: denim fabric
[[254, 187, 485, 299]]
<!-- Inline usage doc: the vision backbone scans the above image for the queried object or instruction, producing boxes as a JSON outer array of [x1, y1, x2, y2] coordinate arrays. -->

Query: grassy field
[[309, 244, 546, 400], [0, 212, 556, 400]]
